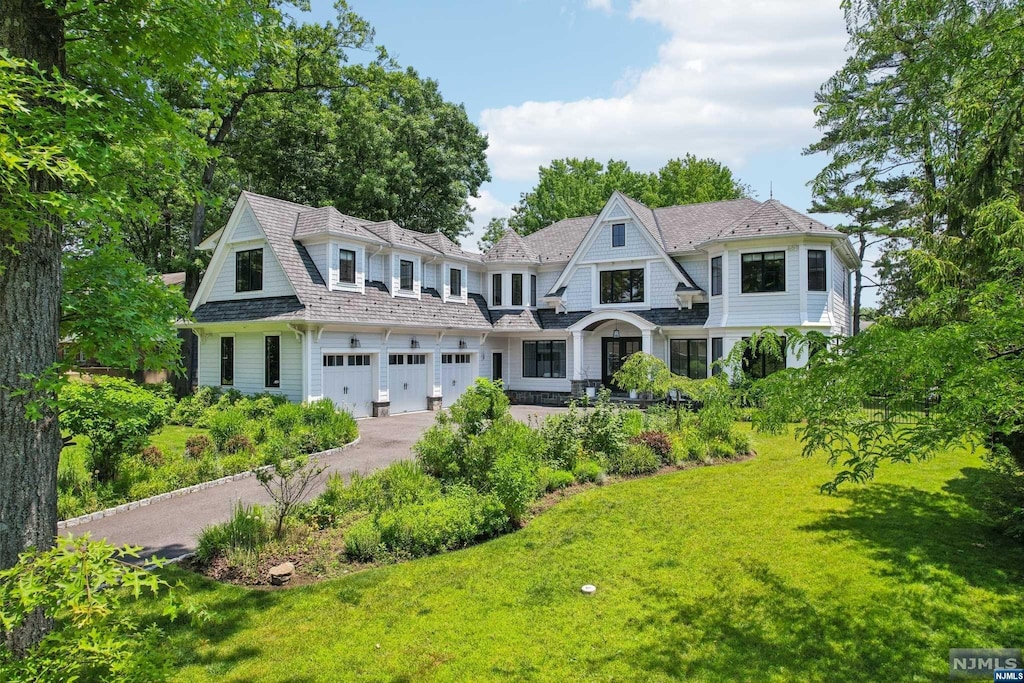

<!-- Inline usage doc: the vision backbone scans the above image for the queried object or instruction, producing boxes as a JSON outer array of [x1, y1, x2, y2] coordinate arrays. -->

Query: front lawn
[[150, 426, 1024, 681]]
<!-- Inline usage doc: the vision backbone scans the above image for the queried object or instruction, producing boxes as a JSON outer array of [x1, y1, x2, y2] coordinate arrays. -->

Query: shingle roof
[[302, 282, 492, 329], [483, 230, 540, 263], [653, 199, 761, 252], [293, 206, 382, 243], [489, 309, 543, 331], [711, 199, 842, 242], [363, 220, 442, 254], [521, 215, 596, 264], [415, 231, 481, 261], [193, 296, 305, 323], [617, 192, 664, 246]]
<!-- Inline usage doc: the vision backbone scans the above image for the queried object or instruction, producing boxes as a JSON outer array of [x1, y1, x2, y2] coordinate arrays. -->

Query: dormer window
[[450, 267, 462, 297], [512, 273, 523, 306], [339, 248, 356, 284], [400, 259, 414, 291], [612, 223, 626, 248], [235, 248, 263, 292]]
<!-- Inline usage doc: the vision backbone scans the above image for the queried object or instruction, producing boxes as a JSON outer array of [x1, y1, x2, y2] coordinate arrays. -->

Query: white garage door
[[322, 353, 373, 418], [389, 353, 428, 414], [442, 353, 475, 407]]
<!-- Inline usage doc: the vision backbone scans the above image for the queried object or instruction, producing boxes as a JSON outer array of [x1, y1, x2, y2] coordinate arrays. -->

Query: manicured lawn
[[62, 425, 204, 465], [150, 426, 1024, 681]]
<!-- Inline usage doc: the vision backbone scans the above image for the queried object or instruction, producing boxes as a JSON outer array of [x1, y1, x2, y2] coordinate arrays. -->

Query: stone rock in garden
[[269, 561, 295, 585]]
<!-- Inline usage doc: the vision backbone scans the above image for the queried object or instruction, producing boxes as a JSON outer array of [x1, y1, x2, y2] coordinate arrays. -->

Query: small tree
[[613, 352, 667, 400], [256, 454, 328, 539]]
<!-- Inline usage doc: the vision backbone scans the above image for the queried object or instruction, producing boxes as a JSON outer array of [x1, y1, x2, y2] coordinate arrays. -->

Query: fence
[[861, 395, 938, 424]]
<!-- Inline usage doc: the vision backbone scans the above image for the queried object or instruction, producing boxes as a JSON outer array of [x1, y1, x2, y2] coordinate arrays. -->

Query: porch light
[[612, 326, 621, 339], [350, 336, 361, 348], [410, 338, 420, 348]]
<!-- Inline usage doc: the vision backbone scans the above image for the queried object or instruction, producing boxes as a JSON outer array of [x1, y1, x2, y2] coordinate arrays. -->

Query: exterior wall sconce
[[410, 338, 420, 348], [350, 336, 361, 348]]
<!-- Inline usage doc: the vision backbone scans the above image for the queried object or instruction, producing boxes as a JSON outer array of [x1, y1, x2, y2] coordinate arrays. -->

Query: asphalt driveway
[[67, 405, 565, 561]]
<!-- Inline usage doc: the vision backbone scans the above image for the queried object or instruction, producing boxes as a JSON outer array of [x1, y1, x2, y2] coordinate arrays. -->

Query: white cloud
[[481, 0, 849, 182], [586, 0, 613, 13], [461, 189, 513, 253]]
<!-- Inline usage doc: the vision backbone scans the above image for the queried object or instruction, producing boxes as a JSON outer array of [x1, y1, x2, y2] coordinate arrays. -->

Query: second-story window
[[450, 267, 462, 297], [711, 256, 723, 296], [612, 223, 626, 248], [339, 248, 356, 284], [400, 259, 414, 291], [807, 249, 826, 291], [530, 274, 537, 307], [741, 251, 786, 293], [600, 268, 644, 304], [512, 273, 523, 306], [492, 273, 502, 306], [235, 248, 263, 292]]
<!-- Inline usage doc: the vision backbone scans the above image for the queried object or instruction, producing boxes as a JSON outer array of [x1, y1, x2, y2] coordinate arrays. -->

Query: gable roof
[[653, 199, 762, 252], [484, 230, 540, 263], [710, 199, 842, 242], [414, 231, 481, 261], [520, 215, 596, 264], [293, 206, 382, 243]]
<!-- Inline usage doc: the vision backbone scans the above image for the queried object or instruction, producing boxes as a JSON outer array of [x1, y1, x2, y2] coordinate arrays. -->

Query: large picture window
[[741, 251, 786, 293], [670, 339, 708, 379], [235, 248, 263, 292], [220, 336, 234, 386], [450, 267, 462, 297], [339, 248, 356, 284], [600, 268, 645, 304], [400, 259, 414, 291], [512, 273, 523, 306], [711, 256, 723, 296], [492, 273, 502, 306], [522, 340, 566, 378], [807, 249, 826, 291], [265, 335, 280, 388], [743, 336, 787, 378]]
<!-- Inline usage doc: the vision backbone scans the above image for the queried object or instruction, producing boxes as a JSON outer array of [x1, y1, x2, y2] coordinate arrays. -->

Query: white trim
[[566, 309, 658, 333], [392, 252, 422, 299], [218, 333, 235, 388], [442, 261, 469, 304], [737, 246, 789, 296], [332, 241, 366, 295], [592, 262, 650, 310]]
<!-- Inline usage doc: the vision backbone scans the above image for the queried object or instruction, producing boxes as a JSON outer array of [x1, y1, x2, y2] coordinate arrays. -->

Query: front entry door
[[602, 337, 642, 391]]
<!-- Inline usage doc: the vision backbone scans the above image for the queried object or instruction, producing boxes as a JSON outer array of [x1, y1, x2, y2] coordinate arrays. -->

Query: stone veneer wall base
[[505, 390, 572, 407]]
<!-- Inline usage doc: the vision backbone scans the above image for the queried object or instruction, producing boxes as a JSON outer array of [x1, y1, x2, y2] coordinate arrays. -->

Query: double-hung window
[[741, 251, 786, 293], [450, 267, 462, 297], [512, 273, 523, 306], [492, 273, 502, 306], [600, 269, 644, 304], [522, 340, 566, 378], [743, 337, 787, 378], [400, 259, 414, 291], [611, 223, 626, 248], [670, 339, 708, 379], [711, 256, 723, 296], [235, 248, 263, 292], [339, 248, 356, 284], [807, 249, 826, 291], [264, 336, 280, 388]]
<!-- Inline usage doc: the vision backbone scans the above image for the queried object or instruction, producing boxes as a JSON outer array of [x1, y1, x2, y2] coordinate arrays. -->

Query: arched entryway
[[566, 311, 658, 393]]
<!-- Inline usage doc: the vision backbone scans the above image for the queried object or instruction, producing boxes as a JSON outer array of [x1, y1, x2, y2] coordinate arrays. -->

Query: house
[[181, 191, 859, 416]]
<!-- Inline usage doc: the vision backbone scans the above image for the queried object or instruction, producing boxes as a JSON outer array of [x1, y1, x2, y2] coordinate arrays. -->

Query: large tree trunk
[[0, 0, 66, 653]]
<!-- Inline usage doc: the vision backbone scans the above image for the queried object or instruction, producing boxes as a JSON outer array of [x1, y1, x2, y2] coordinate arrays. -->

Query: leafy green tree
[[232, 65, 490, 241], [477, 217, 508, 252], [508, 156, 748, 235]]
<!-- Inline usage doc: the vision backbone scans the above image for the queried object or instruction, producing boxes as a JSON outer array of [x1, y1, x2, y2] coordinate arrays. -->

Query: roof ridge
[[240, 190, 312, 210]]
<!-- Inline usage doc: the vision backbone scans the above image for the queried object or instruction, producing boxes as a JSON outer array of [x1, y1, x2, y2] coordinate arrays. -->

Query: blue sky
[[306, 1, 870, 297]]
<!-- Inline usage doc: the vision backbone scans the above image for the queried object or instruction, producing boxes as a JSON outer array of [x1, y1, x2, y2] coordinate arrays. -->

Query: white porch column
[[641, 329, 653, 355], [572, 330, 584, 381]]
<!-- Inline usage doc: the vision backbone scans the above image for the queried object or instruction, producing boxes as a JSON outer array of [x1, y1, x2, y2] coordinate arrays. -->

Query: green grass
[[62, 425, 204, 465], [148, 426, 1024, 682]]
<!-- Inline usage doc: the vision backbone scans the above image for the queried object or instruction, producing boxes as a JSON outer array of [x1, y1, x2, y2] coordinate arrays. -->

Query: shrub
[[607, 442, 660, 476], [631, 431, 673, 463], [540, 407, 585, 470], [60, 377, 173, 482], [140, 445, 165, 467], [730, 430, 754, 456], [463, 415, 544, 491], [223, 433, 254, 455], [621, 409, 644, 438], [581, 391, 628, 460], [169, 386, 220, 426], [414, 421, 460, 480], [537, 467, 574, 493], [0, 537, 181, 682], [708, 440, 736, 460], [195, 501, 270, 564], [344, 519, 383, 562], [208, 408, 247, 451], [489, 446, 539, 524], [447, 379, 510, 436], [573, 460, 605, 484], [270, 402, 304, 433], [185, 434, 213, 459], [696, 376, 738, 444]]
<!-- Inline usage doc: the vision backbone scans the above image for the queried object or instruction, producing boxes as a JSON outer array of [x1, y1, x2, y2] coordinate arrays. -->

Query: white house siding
[[807, 292, 829, 325], [506, 334, 574, 393], [536, 269, 560, 303], [207, 242, 294, 302], [198, 330, 303, 402], [231, 207, 262, 241], [583, 221, 656, 262], [468, 269, 483, 295], [369, 252, 386, 283], [677, 254, 709, 291], [565, 268, 592, 312], [649, 260, 682, 309], [723, 246, 803, 328], [422, 262, 438, 291], [305, 243, 328, 284], [831, 252, 852, 335]]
